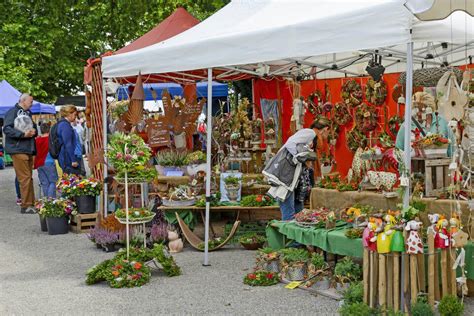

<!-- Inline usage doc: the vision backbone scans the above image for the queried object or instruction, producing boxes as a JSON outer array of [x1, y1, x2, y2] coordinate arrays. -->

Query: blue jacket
[[3, 104, 37, 155], [57, 119, 78, 170]]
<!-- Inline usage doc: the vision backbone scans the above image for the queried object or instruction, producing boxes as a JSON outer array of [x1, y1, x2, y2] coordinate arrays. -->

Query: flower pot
[[75, 195, 96, 214], [39, 215, 48, 232], [286, 263, 307, 281], [46, 217, 69, 235], [225, 185, 239, 202], [240, 241, 265, 250], [102, 243, 116, 253], [336, 282, 350, 291], [262, 260, 280, 273], [313, 277, 331, 290]]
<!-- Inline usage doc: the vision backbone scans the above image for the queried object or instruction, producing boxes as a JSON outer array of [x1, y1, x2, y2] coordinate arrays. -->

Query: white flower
[[134, 211, 140, 216]]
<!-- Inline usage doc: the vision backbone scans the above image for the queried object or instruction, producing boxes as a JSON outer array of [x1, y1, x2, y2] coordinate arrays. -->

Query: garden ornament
[[168, 230, 183, 253], [427, 213, 440, 235], [434, 218, 451, 249], [405, 219, 424, 254]]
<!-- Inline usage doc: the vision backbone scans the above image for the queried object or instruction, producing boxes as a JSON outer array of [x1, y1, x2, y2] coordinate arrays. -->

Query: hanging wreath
[[355, 103, 378, 133], [341, 79, 363, 107], [388, 115, 403, 136], [306, 90, 323, 115], [346, 128, 368, 152], [334, 102, 352, 126], [379, 131, 395, 148], [365, 79, 387, 106]]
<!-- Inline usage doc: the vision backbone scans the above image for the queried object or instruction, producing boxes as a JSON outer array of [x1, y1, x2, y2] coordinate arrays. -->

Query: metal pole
[[401, 41, 414, 312], [101, 78, 108, 217], [203, 68, 213, 266]]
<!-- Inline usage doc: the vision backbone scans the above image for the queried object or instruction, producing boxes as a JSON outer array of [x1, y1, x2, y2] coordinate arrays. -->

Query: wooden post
[[363, 248, 370, 304], [428, 232, 435, 306], [379, 254, 387, 310], [387, 255, 393, 309], [417, 252, 426, 293], [404, 253, 410, 311], [449, 248, 457, 296], [434, 250, 440, 300], [441, 249, 448, 297], [410, 254, 418, 304], [393, 253, 400, 312], [370, 252, 377, 308]]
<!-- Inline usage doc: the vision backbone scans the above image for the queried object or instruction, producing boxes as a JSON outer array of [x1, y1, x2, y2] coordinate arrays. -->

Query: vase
[[39, 215, 48, 232], [46, 217, 69, 235], [75, 195, 96, 214], [286, 263, 307, 281], [263, 260, 280, 273]]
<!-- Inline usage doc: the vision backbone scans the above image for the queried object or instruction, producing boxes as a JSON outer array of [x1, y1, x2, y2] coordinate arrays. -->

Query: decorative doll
[[390, 225, 405, 252], [405, 219, 423, 254], [367, 222, 378, 252], [449, 214, 460, 236], [377, 214, 395, 253], [434, 218, 451, 249], [362, 221, 371, 248], [427, 213, 440, 235]]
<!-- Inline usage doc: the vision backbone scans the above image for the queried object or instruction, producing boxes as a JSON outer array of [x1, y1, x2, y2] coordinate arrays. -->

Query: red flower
[[256, 195, 263, 203], [133, 262, 142, 270], [248, 273, 256, 280], [266, 273, 274, 279], [132, 274, 140, 280]]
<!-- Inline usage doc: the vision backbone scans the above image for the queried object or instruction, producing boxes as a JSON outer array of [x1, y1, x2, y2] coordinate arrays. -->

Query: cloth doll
[[449, 214, 461, 236], [434, 218, 451, 249], [405, 220, 423, 254], [390, 225, 405, 252], [377, 215, 395, 253], [427, 213, 440, 235], [367, 222, 378, 252]]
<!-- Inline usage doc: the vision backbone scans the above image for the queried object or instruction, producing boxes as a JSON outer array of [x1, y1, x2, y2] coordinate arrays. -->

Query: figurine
[[390, 225, 405, 252], [168, 230, 183, 253], [377, 214, 395, 254], [367, 222, 378, 252], [362, 220, 371, 248], [405, 219, 423, 254], [449, 214, 461, 236], [427, 213, 440, 235], [434, 218, 451, 249]]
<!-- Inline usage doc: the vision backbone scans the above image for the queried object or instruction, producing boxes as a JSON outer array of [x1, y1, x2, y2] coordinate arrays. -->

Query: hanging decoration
[[334, 102, 352, 126], [346, 128, 368, 152], [306, 90, 323, 115], [341, 79, 363, 107], [354, 103, 378, 133], [365, 78, 387, 106], [388, 115, 403, 136]]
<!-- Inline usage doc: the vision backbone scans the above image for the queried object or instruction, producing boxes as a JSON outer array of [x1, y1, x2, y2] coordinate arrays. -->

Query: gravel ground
[[0, 167, 339, 315]]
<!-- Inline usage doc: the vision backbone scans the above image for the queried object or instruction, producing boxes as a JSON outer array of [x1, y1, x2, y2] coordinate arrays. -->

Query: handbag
[[14, 109, 34, 133]]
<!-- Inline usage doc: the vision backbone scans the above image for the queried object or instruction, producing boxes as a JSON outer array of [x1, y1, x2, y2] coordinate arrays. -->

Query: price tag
[[400, 176, 409, 187], [285, 281, 302, 289]]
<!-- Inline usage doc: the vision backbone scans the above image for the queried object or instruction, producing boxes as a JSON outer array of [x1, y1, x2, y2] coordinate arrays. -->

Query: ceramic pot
[[46, 217, 69, 235]]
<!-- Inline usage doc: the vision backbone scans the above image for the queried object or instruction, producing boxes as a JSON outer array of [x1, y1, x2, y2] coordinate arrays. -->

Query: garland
[[341, 79, 363, 107], [334, 102, 352, 126], [365, 79, 387, 106], [306, 90, 323, 115], [346, 128, 368, 152], [354, 103, 378, 133]]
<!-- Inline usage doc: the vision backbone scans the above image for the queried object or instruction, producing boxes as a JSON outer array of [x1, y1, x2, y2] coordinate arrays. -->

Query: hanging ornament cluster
[[341, 79, 363, 107], [365, 78, 388, 106], [334, 102, 352, 126], [354, 103, 378, 133], [307, 90, 323, 115]]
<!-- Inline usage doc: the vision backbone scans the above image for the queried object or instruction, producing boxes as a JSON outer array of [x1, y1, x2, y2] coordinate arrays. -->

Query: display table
[[159, 205, 280, 222], [266, 220, 474, 282], [310, 188, 473, 229]]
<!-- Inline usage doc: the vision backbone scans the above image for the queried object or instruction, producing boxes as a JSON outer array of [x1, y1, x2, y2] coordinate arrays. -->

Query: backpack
[[48, 122, 62, 159]]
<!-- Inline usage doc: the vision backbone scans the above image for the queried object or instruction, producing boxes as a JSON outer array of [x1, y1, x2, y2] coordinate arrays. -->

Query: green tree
[[0, 0, 229, 102]]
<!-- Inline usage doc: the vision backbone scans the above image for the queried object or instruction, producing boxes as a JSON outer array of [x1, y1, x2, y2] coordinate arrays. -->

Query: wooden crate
[[412, 158, 451, 197], [70, 213, 98, 233]]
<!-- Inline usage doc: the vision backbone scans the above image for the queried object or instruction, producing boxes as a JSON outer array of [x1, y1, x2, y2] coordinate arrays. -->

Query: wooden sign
[[146, 119, 170, 148]]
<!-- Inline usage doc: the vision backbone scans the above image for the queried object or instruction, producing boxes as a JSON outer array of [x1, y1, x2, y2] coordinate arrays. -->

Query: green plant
[[197, 237, 223, 250], [35, 197, 76, 218], [334, 257, 362, 283], [239, 233, 266, 244], [438, 295, 464, 316], [243, 270, 279, 286], [108, 259, 151, 288], [184, 151, 206, 164], [257, 247, 279, 261], [411, 297, 434, 316], [339, 302, 377, 316], [195, 193, 221, 207], [115, 207, 155, 222], [342, 281, 364, 305], [310, 253, 327, 270], [224, 175, 241, 186], [155, 150, 188, 167], [240, 194, 274, 207], [280, 248, 310, 264]]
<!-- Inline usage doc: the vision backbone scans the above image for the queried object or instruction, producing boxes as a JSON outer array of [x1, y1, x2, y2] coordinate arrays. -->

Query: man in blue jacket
[[3, 93, 37, 213]]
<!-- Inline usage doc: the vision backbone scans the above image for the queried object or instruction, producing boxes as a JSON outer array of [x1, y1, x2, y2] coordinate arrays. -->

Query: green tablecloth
[[266, 220, 474, 280]]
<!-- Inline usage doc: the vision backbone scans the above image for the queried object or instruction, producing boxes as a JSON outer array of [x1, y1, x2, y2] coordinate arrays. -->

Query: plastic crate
[[224, 221, 267, 244]]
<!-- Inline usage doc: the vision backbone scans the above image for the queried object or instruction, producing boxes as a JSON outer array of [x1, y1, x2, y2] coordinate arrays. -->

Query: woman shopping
[[56, 105, 83, 176]]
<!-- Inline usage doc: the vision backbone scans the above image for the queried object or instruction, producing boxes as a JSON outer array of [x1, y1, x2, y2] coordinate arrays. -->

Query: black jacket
[[3, 104, 37, 155]]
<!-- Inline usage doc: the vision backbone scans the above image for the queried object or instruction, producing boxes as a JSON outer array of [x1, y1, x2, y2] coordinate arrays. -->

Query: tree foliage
[[0, 0, 229, 102]]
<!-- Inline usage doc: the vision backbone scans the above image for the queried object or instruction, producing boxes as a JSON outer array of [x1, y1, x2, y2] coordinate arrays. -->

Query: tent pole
[[203, 68, 213, 266], [101, 78, 108, 218], [401, 41, 414, 312]]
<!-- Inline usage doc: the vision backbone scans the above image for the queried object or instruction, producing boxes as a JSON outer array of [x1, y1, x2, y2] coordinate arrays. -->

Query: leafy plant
[[438, 295, 464, 316], [310, 253, 328, 270], [342, 281, 364, 305], [224, 175, 241, 186], [57, 174, 102, 197], [35, 197, 76, 218], [88, 228, 119, 246], [115, 207, 155, 222], [345, 228, 364, 239], [240, 194, 274, 207], [108, 259, 151, 288], [334, 257, 362, 282], [197, 237, 223, 250], [195, 193, 221, 207], [155, 150, 188, 167], [239, 233, 266, 245], [257, 247, 279, 261], [411, 297, 434, 316], [184, 151, 206, 165], [280, 248, 310, 264], [339, 302, 378, 316], [243, 270, 279, 286]]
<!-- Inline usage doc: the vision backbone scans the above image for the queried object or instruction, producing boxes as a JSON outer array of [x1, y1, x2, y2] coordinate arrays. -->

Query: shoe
[[21, 207, 36, 214], [16, 198, 22, 206]]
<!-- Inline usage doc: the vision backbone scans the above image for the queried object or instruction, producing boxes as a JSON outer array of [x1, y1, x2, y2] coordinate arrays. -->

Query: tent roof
[[115, 7, 200, 55], [0, 80, 55, 117], [103, 0, 474, 80]]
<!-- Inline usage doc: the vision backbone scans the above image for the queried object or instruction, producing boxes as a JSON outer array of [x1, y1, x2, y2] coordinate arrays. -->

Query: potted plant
[[256, 247, 280, 273], [280, 248, 310, 281], [239, 233, 266, 250], [57, 174, 101, 214], [243, 270, 279, 286], [96, 230, 119, 252], [309, 253, 330, 290], [154, 150, 188, 176], [334, 257, 362, 291], [224, 175, 241, 202], [184, 151, 207, 176], [87, 227, 104, 249], [115, 207, 155, 223], [35, 200, 48, 232], [36, 198, 76, 235]]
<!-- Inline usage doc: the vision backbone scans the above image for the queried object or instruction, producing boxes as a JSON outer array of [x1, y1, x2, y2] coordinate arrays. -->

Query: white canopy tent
[[102, 1, 474, 301]]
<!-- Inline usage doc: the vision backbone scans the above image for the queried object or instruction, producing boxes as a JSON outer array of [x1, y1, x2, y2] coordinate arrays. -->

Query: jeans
[[279, 191, 304, 220], [37, 164, 58, 198]]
